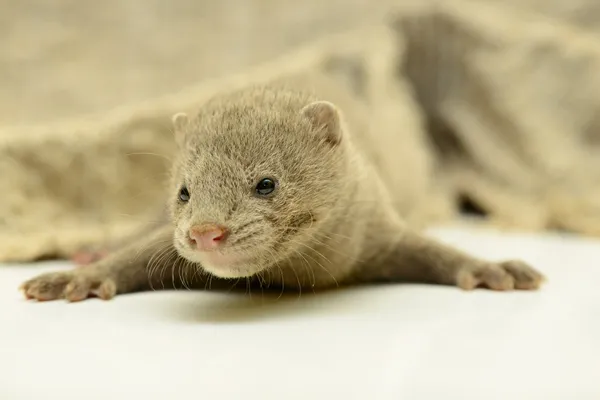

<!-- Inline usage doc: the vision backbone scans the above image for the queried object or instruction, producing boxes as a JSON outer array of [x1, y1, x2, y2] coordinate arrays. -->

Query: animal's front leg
[[357, 230, 545, 291], [20, 226, 205, 302]]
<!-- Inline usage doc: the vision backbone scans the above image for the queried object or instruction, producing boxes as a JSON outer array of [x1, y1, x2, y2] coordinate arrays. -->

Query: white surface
[[1, 226, 599, 400]]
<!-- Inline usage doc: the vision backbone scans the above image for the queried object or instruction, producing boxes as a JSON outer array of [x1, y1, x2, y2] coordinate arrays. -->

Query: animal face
[[169, 89, 346, 279]]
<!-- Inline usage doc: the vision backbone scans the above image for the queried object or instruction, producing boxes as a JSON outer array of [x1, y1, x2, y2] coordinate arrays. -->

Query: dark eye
[[255, 178, 277, 196], [179, 186, 190, 202]]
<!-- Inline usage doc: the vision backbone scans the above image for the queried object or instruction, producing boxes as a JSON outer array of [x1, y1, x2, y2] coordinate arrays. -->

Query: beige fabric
[[1, 0, 599, 262]]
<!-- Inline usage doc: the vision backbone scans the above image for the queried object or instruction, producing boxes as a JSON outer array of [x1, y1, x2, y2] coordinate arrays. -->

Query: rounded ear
[[300, 101, 343, 145], [171, 112, 189, 146]]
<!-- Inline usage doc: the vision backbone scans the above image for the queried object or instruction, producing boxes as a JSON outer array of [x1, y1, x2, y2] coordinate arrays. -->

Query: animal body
[[20, 73, 545, 302]]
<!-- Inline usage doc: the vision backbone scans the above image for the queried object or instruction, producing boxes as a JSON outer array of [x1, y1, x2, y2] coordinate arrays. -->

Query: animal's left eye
[[179, 186, 190, 202], [255, 178, 277, 196]]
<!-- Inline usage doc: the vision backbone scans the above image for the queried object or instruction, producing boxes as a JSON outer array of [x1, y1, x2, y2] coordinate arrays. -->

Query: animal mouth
[[176, 230, 266, 277], [200, 251, 251, 269]]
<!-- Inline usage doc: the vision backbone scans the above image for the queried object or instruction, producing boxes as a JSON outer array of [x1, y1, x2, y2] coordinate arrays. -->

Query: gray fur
[[20, 74, 545, 302]]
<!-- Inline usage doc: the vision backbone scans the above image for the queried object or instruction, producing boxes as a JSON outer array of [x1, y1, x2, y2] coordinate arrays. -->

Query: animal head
[[168, 85, 348, 278]]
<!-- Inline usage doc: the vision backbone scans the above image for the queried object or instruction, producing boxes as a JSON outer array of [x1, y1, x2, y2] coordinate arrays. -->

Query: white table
[[1, 226, 599, 400]]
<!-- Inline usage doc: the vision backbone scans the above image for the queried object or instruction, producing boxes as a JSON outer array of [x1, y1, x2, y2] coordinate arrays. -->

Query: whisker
[[157, 247, 178, 290], [297, 245, 339, 288], [261, 244, 287, 300], [276, 224, 354, 241], [226, 278, 242, 293], [179, 258, 192, 290], [297, 241, 332, 265], [263, 246, 282, 294], [257, 272, 265, 302], [306, 210, 316, 230], [292, 248, 316, 293], [229, 231, 260, 246], [156, 251, 175, 289], [190, 260, 204, 287], [176, 258, 185, 290], [233, 218, 263, 233], [146, 243, 173, 291], [183, 259, 194, 290], [285, 252, 303, 300], [276, 263, 285, 300], [150, 246, 176, 290], [134, 237, 172, 265], [307, 235, 358, 262], [204, 272, 211, 291]]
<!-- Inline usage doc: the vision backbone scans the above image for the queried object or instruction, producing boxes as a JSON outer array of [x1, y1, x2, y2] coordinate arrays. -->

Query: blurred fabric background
[[1, 0, 600, 262], [1, 0, 391, 125], [3, 0, 600, 125]]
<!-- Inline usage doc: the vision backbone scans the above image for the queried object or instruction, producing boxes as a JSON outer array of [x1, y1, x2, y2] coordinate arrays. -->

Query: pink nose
[[189, 224, 229, 251]]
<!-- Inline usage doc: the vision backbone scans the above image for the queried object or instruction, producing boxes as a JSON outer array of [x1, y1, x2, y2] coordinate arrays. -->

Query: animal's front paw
[[456, 260, 545, 291], [20, 269, 117, 302]]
